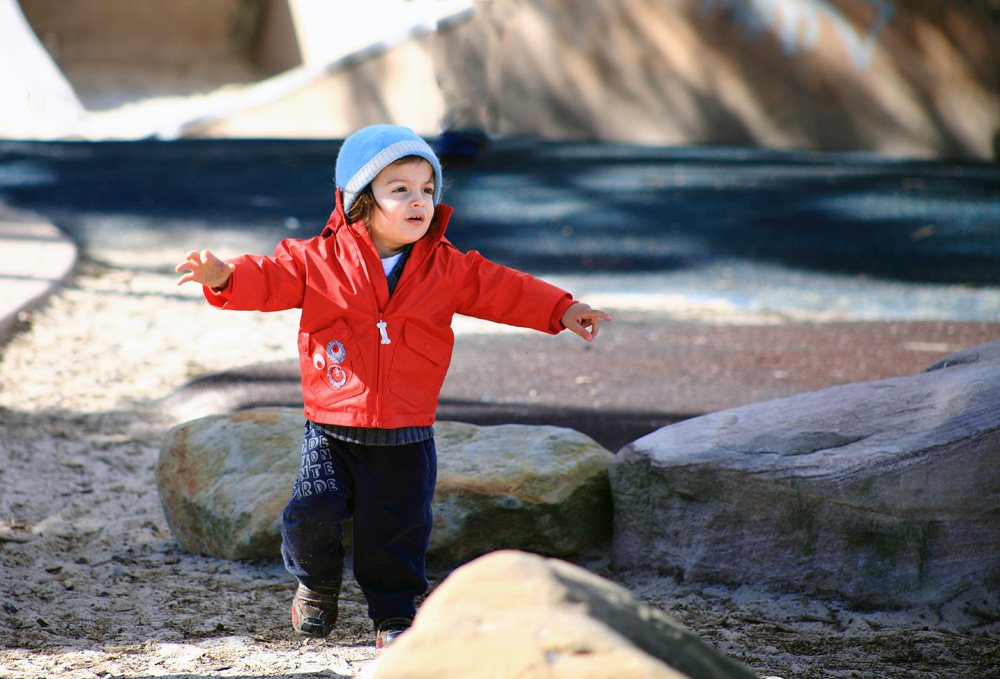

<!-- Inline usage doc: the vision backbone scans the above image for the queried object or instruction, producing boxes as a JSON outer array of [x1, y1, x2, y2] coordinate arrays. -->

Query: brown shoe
[[374, 616, 413, 649], [291, 584, 340, 637]]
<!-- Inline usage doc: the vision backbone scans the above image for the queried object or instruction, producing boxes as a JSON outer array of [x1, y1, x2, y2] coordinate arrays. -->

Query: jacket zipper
[[369, 239, 431, 428], [373, 282, 399, 428], [374, 314, 384, 428], [361, 246, 387, 427]]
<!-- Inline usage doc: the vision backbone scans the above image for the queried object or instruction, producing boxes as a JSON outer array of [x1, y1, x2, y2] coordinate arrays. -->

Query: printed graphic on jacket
[[314, 340, 348, 389], [299, 321, 368, 407]]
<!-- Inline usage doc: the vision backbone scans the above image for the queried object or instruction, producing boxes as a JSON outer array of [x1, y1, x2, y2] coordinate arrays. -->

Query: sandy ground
[[2, 248, 999, 679]]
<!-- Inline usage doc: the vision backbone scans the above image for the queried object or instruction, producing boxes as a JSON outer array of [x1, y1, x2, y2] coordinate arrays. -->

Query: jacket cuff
[[548, 295, 577, 334], [202, 280, 233, 307]]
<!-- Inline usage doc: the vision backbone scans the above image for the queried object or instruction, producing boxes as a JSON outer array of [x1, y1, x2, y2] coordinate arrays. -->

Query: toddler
[[175, 124, 611, 648]]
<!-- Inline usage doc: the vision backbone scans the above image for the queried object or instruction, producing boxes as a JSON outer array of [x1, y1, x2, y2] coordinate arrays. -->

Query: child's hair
[[346, 155, 435, 228], [345, 185, 377, 227]]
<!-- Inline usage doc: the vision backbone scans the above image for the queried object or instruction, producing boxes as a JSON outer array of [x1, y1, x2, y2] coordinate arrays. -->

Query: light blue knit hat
[[335, 125, 442, 215]]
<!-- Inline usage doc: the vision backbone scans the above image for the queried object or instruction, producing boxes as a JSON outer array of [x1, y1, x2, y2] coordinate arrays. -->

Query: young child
[[175, 124, 611, 648]]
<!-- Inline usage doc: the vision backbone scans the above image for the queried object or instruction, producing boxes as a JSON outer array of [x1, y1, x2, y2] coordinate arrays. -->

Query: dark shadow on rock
[[160, 360, 692, 452], [435, 399, 693, 453]]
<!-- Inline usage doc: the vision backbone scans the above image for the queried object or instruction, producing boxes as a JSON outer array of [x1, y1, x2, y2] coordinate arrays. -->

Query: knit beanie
[[335, 125, 443, 215]]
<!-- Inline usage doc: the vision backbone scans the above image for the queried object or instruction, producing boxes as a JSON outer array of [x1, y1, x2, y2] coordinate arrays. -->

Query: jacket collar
[[321, 188, 454, 245]]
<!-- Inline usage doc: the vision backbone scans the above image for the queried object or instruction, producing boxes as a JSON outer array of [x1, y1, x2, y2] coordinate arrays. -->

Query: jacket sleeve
[[453, 248, 575, 334], [203, 239, 308, 312]]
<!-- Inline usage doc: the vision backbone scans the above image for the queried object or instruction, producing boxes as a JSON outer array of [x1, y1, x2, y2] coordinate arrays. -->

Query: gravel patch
[[1, 251, 998, 678]]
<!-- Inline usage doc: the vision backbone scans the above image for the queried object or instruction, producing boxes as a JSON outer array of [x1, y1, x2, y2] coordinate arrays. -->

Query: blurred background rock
[[3, 0, 999, 159]]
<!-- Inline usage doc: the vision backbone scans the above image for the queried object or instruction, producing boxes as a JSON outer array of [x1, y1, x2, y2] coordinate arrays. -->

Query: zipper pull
[[377, 319, 391, 345]]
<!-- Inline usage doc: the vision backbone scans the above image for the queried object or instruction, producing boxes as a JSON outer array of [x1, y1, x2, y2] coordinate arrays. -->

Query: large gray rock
[[156, 410, 613, 563], [610, 341, 1000, 608], [368, 550, 756, 679]]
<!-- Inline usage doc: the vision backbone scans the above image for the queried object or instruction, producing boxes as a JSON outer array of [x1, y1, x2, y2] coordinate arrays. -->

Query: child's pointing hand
[[175, 250, 235, 290], [561, 302, 612, 342]]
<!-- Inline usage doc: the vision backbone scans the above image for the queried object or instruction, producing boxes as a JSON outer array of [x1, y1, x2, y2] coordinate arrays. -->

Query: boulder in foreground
[[369, 549, 756, 679]]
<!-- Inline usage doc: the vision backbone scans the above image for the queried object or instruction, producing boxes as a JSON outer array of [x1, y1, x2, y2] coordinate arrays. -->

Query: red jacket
[[205, 193, 576, 428]]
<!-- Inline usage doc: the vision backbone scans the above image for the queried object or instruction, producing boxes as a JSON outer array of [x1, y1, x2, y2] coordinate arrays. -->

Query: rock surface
[[156, 408, 302, 560], [368, 550, 757, 679], [218, 0, 999, 159], [16, 0, 996, 159], [926, 340, 1000, 371], [157, 410, 613, 563], [429, 421, 613, 564], [610, 340, 1000, 608]]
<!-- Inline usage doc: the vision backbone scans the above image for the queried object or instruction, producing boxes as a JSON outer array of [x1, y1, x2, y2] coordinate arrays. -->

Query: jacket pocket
[[387, 321, 453, 409], [298, 320, 368, 407]]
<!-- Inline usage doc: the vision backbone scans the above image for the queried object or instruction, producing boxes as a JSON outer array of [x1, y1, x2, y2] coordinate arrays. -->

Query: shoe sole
[[295, 617, 331, 637]]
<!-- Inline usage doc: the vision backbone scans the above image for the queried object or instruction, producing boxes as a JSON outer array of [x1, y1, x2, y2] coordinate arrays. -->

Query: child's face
[[368, 158, 435, 258]]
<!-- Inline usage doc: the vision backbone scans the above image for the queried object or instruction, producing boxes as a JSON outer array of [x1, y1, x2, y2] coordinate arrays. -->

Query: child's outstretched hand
[[561, 302, 612, 342], [175, 250, 235, 289]]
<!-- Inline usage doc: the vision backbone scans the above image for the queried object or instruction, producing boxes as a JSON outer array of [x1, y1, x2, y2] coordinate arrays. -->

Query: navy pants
[[281, 421, 437, 621]]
